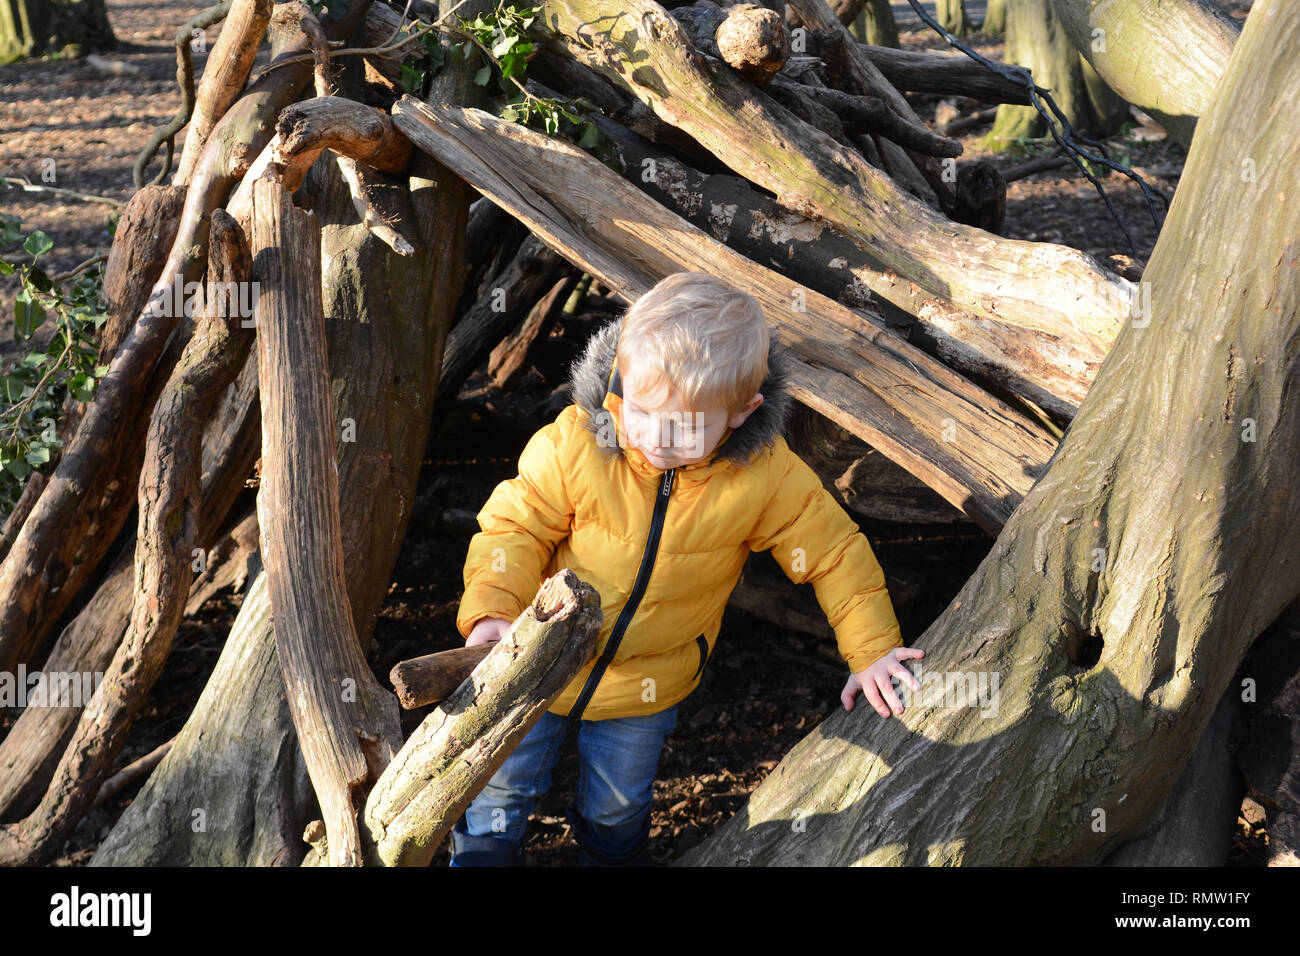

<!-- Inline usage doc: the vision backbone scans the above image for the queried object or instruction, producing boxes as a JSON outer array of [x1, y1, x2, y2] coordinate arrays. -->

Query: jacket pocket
[[692, 634, 710, 681]]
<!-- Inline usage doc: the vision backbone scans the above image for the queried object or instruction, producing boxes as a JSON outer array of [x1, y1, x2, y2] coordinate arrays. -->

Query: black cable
[[903, 0, 1167, 256]]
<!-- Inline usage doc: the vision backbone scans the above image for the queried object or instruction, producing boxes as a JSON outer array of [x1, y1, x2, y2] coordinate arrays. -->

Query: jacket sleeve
[[745, 441, 903, 671], [455, 406, 576, 640]]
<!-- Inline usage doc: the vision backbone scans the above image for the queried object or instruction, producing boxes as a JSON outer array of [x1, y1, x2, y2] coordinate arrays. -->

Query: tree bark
[[174, 0, 275, 184], [1049, 0, 1239, 149], [91, 564, 316, 866], [92, 2, 489, 867], [857, 44, 1032, 104], [0, 0, 115, 63], [390, 644, 492, 710], [682, 0, 1300, 865], [249, 175, 403, 867]]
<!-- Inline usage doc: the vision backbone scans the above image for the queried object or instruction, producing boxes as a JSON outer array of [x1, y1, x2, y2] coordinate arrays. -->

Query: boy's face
[[618, 359, 763, 470]]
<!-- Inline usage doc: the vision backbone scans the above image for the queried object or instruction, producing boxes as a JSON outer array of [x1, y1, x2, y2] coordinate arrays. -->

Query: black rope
[[904, 0, 1166, 256]]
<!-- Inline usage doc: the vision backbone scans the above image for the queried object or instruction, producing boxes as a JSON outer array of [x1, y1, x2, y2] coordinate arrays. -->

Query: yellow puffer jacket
[[456, 318, 903, 720]]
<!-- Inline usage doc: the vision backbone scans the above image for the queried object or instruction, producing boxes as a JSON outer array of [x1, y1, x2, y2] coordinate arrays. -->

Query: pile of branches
[[0, 0, 1145, 866]]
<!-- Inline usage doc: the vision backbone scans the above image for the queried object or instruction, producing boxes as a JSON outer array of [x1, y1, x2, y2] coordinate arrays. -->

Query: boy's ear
[[728, 392, 764, 428]]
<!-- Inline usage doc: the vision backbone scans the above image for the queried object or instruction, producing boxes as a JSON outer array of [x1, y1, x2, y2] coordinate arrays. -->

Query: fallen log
[[92, 0, 488, 868], [250, 174, 403, 867], [539, 0, 1133, 338], [0, 507, 257, 821], [0, 358, 260, 823], [768, 75, 960, 156], [91, 565, 314, 866], [671, 2, 790, 86], [786, 0, 953, 205], [392, 97, 1057, 531], [225, 95, 413, 227], [586, 111, 1098, 417], [356, 569, 602, 867], [785, 403, 970, 525]]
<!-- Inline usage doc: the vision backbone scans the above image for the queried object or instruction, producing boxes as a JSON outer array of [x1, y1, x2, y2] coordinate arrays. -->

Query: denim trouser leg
[[448, 704, 678, 867], [568, 704, 679, 866], [449, 710, 568, 866]]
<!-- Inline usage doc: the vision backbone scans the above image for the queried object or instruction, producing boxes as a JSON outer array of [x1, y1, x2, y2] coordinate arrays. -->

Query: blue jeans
[[449, 704, 679, 866]]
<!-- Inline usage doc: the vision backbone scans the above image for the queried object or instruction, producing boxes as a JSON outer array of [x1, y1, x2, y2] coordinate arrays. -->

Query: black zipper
[[692, 634, 710, 681], [566, 467, 676, 725]]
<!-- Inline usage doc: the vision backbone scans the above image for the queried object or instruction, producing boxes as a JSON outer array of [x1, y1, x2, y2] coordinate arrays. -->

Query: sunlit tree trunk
[[684, 0, 1300, 866], [0, 0, 115, 63]]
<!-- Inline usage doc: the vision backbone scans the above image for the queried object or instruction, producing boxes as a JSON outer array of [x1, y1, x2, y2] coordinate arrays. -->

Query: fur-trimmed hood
[[566, 316, 795, 469]]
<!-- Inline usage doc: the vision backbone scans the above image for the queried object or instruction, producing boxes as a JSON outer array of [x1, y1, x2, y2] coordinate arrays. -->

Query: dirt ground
[[0, 1, 1269, 866]]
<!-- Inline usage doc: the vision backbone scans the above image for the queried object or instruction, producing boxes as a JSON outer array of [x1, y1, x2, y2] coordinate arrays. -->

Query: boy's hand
[[466, 617, 512, 647], [841, 647, 925, 718]]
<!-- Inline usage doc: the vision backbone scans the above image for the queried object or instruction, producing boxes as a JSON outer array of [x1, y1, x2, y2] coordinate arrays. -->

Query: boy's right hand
[[466, 616, 512, 647]]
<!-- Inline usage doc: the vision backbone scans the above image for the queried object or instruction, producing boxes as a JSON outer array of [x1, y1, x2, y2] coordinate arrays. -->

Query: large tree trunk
[[683, 0, 1300, 866], [848, 0, 897, 48], [983, 0, 1006, 33], [1049, 0, 1239, 149], [937, 0, 970, 37], [0, 0, 115, 63], [985, 0, 1126, 150]]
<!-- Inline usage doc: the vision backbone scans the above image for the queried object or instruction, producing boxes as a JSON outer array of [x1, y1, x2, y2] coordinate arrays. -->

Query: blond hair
[[615, 272, 769, 413]]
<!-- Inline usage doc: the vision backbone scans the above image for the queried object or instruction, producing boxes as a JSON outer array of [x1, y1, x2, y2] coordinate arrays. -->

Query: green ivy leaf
[[23, 230, 53, 257], [473, 64, 492, 86], [578, 122, 602, 149], [14, 288, 46, 338], [0, 214, 23, 246], [400, 62, 425, 93]]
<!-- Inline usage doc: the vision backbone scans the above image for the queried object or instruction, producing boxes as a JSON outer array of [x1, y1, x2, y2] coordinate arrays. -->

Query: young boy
[[450, 272, 924, 866]]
